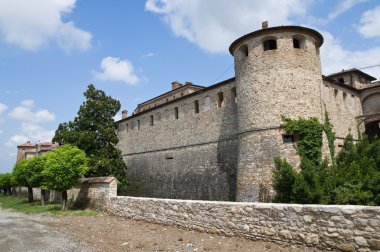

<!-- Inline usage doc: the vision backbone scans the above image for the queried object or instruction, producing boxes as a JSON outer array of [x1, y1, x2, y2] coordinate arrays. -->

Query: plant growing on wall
[[273, 115, 380, 205], [52, 84, 128, 191], [42, 144, 88, 210]]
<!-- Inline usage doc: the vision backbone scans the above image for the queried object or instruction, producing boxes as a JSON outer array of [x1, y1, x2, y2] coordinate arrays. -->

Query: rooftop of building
[[229, 24, 324, 55], [326, 68, 376, 81]]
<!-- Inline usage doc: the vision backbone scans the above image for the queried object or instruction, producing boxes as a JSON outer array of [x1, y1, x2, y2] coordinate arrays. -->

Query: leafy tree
[[13, 160, 34, 202], [42, 144, 88, 210], [26, 156, 47, 205], [0, 173, 16, 196], [53, 84, 128, 191], [272, 157, 297, 203]]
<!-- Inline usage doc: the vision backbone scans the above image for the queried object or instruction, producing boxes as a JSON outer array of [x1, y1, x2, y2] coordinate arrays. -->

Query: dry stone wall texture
[[108, 196, 380, 251]]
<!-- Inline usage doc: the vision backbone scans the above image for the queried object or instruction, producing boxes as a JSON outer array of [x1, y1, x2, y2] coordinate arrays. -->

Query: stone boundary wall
[[12, 177, 117, 211], [107, 196, 380, 251]]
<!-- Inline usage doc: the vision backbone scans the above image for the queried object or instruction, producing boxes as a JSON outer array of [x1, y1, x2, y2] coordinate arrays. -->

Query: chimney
[[27, 141, 30, 144], [171, 81, 183, 90], [121, 110, 128, 119], [262, 21, 269, 29], [184, 81, 193, 85]]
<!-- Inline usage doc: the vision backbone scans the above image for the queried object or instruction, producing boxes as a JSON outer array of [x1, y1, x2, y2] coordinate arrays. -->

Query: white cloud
[[5, 123, 54, 147], [0, 0, 92, 52], [320, 31, 380, 79], [327, 0, 368, 21], [21, 99, 35, 107], [142, 52, 156, 58], [145, 0, 312, 53], [8, 100, 55, 122], [0, 129, 3, 135], [357, 6, 380, 38], [0, 102, 7, 114], [95, 56, 140, 85]]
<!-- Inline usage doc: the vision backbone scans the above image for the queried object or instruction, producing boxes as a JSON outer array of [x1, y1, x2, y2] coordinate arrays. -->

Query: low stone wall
[[12, 177, 117, 211], [108, 196, 380, 251]]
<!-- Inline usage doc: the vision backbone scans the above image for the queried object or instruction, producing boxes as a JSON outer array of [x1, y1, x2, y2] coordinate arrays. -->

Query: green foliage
[[281, 117, 323, 166], [26, 156, 46, 188], [272, 157, 297, 203], [12, 160, 29, 187], [323, 109, 336, 165], [0, 173, 16, 192], [12, 156, 46, 188], [273, 115, 380, 205], [42, 144, 89, 192], [53, 84, 128, 190], [0, 195, 101, 216]]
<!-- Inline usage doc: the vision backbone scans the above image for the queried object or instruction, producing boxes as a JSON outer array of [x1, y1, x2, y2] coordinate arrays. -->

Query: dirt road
[[1, 207, 321, 251], [49, 214, 319, 252], [0, 207, 92, 252]]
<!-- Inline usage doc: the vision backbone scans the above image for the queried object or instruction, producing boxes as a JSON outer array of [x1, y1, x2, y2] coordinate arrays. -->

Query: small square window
[[282, 135, 295, 143]]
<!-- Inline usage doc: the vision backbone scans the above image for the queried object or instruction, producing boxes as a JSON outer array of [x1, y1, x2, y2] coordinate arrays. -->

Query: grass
[[0, 195, 103, 216]]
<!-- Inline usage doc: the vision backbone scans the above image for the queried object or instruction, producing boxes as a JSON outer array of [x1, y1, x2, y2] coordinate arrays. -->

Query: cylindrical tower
[[230, 24, 324, 202]]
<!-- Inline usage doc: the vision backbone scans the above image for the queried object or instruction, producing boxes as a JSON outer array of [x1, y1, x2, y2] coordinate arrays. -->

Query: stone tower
[[229, 24, 324, 202]]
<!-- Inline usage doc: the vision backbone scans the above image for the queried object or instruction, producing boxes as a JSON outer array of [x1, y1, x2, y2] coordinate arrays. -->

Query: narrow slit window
[[343, 92, 347, 100], [194, 100, 199, 114], [174, 107, 179, 119], [150, 115, 154, 126], [137, 119, 140, 130], [231, 87, 237, 104], [204, 96, 211, 111], [217, 92, 224, 108], [126, 124, 129, 133]]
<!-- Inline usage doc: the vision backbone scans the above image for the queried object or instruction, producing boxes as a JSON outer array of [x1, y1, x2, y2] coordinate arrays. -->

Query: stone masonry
[[116, 24, 380, 202]]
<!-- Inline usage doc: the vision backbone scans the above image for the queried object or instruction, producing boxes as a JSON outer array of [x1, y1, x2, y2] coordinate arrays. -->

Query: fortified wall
[[117, 23, 379, 202]]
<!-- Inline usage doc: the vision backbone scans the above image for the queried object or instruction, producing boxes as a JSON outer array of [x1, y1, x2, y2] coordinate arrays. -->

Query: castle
[[116, 24, 380, 202]]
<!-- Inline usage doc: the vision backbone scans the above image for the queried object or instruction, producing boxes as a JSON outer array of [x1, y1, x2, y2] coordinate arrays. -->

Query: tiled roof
[[327, 68, 376, 81]]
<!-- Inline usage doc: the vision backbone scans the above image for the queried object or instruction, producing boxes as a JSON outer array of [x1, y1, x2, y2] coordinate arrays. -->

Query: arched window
[[238, 44, 248, 60], [263, 37, 277, 51], [293, 35, 305, 49], [194, 100, 199, 114]]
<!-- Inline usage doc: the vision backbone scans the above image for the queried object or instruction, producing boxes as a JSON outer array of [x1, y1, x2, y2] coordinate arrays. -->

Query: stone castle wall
[[116, 26, 367, 202], [233, 30, 324, 202], [321, 81, 363, 148], [117, 80, 240, 200], [108, 195, 380, 251]]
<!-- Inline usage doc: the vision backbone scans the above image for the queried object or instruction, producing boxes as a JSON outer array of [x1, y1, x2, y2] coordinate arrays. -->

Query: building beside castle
[[16, 141, 58, 162], [116, 24, 380, 202]]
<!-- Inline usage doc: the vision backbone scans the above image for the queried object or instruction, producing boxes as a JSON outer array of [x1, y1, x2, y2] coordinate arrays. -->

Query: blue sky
[[0, 0, 379, 173]]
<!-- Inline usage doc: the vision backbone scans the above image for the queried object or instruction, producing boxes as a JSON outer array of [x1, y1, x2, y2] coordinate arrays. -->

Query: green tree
[[13, 160, 34, 202], [53, 84, 128, 191], [42, 144, 88, 210], [0, 173, 16, 196], [26, 156, 47, 205], [272, 157, 297, 203]]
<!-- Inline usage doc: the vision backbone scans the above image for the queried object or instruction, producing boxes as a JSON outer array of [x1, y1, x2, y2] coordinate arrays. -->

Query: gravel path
[[0, 207, 92, 252]]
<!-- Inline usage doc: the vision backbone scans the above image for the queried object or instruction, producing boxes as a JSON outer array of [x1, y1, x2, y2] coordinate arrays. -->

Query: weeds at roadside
[[0, 195, 103, 216]]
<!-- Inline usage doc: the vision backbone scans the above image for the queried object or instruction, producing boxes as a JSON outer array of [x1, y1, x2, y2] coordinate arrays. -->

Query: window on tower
[[263, 38, 277, 51], [238, 44, 248, 60]]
